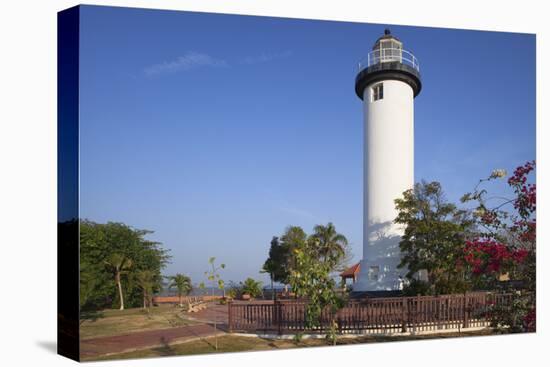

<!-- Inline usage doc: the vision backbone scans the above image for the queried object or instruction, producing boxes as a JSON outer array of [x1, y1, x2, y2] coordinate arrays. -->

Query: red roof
[[340, 262, 361, 278]]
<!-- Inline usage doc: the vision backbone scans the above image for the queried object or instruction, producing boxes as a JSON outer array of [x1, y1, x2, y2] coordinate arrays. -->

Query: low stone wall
[[152, 295, 222, 304]]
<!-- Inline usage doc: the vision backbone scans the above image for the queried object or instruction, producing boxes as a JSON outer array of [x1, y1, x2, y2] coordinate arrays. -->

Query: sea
[[155, 284, 287, 297]]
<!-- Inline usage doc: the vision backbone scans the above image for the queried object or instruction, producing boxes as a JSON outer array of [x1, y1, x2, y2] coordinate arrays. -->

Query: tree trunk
[[116, 272, 124, 310], [271, 275, 274, 301], [143, 290, 147, 309], [179, 292, 183, 307]]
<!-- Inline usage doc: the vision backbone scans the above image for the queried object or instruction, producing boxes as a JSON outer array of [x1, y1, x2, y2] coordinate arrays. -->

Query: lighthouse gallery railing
[[357, 48, 420, 73]]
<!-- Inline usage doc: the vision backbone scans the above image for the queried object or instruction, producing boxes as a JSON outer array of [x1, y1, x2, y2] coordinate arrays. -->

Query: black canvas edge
[[57, 5, 81, 362]]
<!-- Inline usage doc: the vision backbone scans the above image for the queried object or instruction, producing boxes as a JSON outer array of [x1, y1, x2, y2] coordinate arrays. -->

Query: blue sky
[[78, 5, 536, 285]]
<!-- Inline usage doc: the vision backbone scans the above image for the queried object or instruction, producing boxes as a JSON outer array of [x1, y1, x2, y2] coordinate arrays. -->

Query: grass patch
[[80, 305, 197, 339], [86, 329, 495, 361]]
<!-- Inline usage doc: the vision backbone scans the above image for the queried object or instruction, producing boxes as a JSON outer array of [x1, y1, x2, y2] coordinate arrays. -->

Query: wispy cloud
[[241, 50, 292, 65], [143, 51, 228, 77], [260, 188, 316, 221], [143, 50, 292, 77]]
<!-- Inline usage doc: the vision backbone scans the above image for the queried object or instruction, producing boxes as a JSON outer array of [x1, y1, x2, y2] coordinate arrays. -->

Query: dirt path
[[80, 306, 230, 359], [184, 303, 229, 329]]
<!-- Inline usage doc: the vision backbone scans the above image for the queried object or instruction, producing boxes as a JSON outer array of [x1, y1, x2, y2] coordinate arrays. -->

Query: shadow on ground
[[151, 337, 176, 356], [80, 310, 105, 324], [36, 340, 57, 354]]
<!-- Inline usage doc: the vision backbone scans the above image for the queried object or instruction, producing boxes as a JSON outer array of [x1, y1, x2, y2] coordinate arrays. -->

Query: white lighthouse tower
[[353, 29, 421, 293]]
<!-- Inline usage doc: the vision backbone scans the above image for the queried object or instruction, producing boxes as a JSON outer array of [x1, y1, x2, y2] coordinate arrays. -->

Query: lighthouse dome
[[372, 28, 402, 51], [355, 29, 422, 99]]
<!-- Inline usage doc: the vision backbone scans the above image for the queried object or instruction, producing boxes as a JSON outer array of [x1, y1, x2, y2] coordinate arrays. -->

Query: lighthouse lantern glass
[[373, 39, 403, 64]]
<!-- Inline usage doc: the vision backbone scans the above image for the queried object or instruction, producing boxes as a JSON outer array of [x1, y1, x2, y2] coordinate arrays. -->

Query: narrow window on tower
[[372, 83, 383, 101], [368, 266, 380, 281]]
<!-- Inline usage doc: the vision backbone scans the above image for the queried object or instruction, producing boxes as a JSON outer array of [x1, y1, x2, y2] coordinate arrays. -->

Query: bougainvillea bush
[[461, 161, 536, 332]]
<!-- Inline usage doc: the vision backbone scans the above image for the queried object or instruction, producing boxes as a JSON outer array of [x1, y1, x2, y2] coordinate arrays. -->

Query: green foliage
[[262, 223, 351, 286], [261, 223, 349, 336], [288, 237, 345, 329], [261, 226, 306, 285], [199, 257, 226, 350], [135, 270, 155, 309], [226, 281, 241, 299], [199, 257, 226, 294], [261, 237, 287, 284], [394, 181, 474, 295], [226, 278, 263, 299], [325, 320, 339, 346], [241, 278, 263, 298], [401, 278, 432, 297], [168, 274, 192, 305], [310, 222, 351, 271], [487, 292, 534, 333], [79, 220, 171, 311], [104, 253, 133, 310], [292, 332, 303, 345], [461, 162, 536, 332]]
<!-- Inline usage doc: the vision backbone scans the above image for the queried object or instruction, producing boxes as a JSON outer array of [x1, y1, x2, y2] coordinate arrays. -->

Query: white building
[[352, 29, 422, 293]]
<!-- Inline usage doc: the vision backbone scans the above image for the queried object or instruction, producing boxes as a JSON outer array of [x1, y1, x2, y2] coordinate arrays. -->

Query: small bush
[[402, 279, 432, 296], [293, 332, 303, 345]]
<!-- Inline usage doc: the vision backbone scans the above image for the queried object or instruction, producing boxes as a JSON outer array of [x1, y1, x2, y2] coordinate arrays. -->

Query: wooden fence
[[228, 292, 513, 334]]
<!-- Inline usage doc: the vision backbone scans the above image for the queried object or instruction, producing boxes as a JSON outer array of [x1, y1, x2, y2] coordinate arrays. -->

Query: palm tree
[[310, 222, 349, 270], [168, 274, 192, 307], [136, 270, 155, 309], [241, 278, 263, 298], [104, 254, 133, 310]]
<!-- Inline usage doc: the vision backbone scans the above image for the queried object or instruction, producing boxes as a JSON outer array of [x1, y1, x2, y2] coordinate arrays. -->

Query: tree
[[241, 278, 263, 298], [135, 270, 155, 309], [261, 236, 286, 298], [288, 236, 345, 344], [226, 281, 242, 299], [168, 274, 193, 307], [104, 253, 133, 310], [199, 257, 226, 350], [261, 226, 307, 287], [80, 220, 170, 312], [261, 223, 351, 343], [394, 181, 474, 295], [461, 161, 535, 332], [310, 222, 351, 271], [280, 226, 308, 274], [262, 224, 351, 293]]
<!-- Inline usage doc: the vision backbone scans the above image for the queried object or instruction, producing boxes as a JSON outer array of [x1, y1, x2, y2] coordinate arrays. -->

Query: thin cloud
[[261, 188, 316, 221], [241, 50, 292, 65], [143, 51, 228, 76]]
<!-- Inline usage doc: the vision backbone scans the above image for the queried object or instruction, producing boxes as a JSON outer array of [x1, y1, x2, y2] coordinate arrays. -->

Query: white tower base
[[352, 30, 421, 293]]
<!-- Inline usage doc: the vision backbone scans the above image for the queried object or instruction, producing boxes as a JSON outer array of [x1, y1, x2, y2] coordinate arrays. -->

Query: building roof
[[340, 262, 361, 278]]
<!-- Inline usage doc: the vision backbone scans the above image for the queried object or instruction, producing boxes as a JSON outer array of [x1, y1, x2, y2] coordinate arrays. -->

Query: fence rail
[[228, 292, 513, 335]]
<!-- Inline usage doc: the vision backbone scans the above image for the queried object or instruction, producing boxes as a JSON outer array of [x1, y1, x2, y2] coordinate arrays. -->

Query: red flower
[[524, 307, 536, 332], [463, 238, 530, 276]]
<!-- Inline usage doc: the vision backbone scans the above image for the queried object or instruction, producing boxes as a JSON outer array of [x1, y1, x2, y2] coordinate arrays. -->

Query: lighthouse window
[[372, 83, 383, 101], [368, 266, 380, 281]]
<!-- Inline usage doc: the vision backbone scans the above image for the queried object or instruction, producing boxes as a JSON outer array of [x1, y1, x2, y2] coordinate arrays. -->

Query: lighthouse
[[353, 29, 421, 292]]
